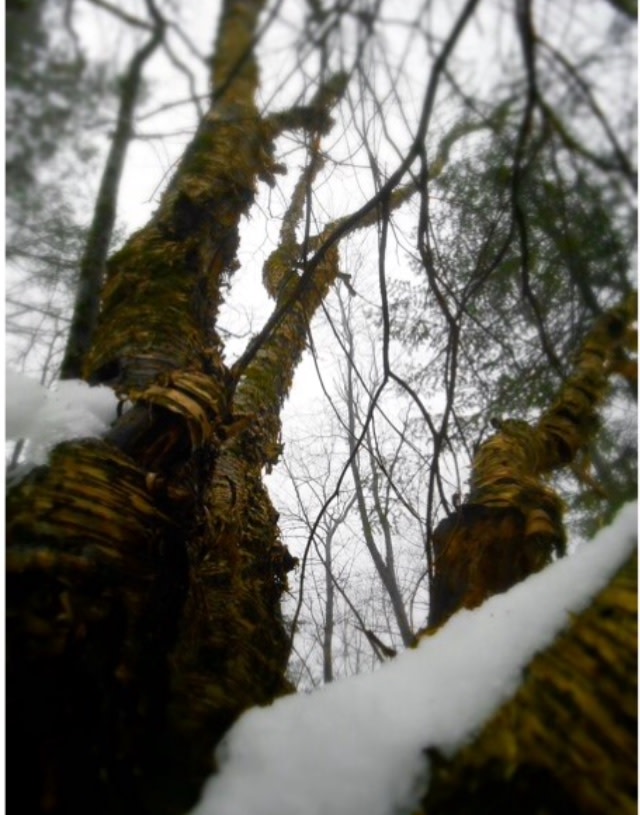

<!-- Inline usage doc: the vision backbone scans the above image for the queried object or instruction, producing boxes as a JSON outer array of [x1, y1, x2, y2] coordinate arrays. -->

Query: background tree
[[6, 1, 637, 814], [6, 0, 120, 368]]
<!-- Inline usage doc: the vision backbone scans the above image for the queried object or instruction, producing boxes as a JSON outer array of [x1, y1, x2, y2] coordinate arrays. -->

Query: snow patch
[[190, 502, 637, 815], [6, 369, 119, 466]]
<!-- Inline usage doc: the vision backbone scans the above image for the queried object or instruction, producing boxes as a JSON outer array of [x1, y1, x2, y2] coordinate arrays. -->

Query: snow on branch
[[6, 369, 118, 468], [190, 502, 637, 815]]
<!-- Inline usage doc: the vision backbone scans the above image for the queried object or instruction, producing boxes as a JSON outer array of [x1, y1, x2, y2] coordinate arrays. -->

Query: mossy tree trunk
[[422, 552, 637, 815], [59, 0, 165, 381], [6, 2, 344, 813], [428, 294, 637, 630], [420, 293, 637, 814]]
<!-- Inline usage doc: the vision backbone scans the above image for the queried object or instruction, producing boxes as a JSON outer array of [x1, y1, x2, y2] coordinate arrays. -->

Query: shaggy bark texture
[[428, 295, 636, 629], [422, 552, 637, 815]]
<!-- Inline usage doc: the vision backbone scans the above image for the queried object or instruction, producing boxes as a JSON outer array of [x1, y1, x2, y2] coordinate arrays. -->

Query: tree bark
[[428, 294, 637, 629], [6, 0, 355, 810], [421, 551, 637, 815], [6, 2, 292, 812]]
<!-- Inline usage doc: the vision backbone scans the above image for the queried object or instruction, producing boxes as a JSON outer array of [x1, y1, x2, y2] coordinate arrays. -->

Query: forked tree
[[6, 1, 637, 814]]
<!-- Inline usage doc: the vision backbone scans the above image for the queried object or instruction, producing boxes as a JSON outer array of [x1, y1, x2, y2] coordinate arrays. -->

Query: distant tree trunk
[[343, 303, 415, 647], [59, 0, 165, 380], [322, 525, 336, 684], [428, 294, 637, 629], [421, 551, 637, 815]]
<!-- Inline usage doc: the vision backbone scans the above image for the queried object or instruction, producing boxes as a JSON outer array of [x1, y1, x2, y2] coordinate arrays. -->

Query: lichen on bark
[[421, 552, 637, 815], [428, 293, 637, 629]]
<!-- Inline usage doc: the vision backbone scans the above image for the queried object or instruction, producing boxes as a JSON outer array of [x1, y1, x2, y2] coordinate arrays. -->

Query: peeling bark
[[6, 1, 290, 812], [428, 295, 637, 629], [6, 2, 352, 811], [422, 552, 637, 815]]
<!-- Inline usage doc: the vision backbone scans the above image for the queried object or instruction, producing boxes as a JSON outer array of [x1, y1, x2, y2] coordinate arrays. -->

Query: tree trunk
[[428, 294, 637, 629], [59, 2, 165, 380], [6, 2, 295, 812], [323, 525, 336, 684], [421, 551, 637, 815], [343, 301, 415, 647], [6, 0, 355, 808]]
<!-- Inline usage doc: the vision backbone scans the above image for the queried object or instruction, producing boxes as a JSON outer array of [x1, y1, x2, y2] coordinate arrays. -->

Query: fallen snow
[[6, 369, 118, 466], [190, 501, 638, 815]]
